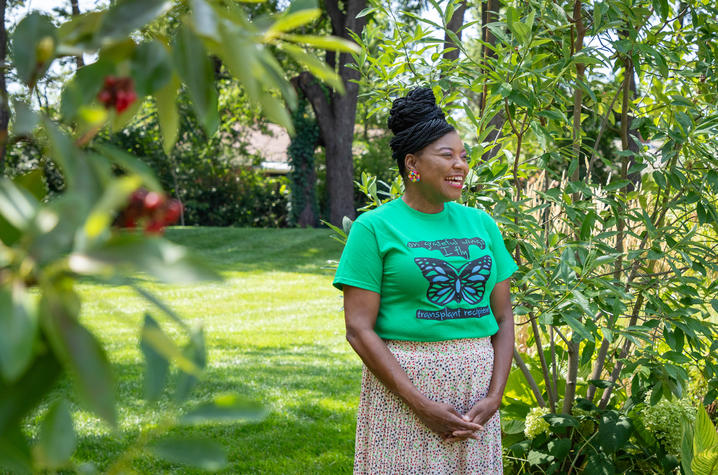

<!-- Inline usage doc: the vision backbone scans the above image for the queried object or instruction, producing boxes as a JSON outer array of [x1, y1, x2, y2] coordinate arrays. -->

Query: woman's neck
[[402, 188, 445, 214]]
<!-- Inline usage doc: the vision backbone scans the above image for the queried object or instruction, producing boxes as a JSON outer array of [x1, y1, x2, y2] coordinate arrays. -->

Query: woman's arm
[[450, 278, 514, 438], [343, 285, 482, 438]]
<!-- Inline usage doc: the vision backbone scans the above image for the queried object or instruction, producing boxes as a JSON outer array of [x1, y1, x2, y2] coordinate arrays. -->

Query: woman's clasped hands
[[414, 395, 501, 442]]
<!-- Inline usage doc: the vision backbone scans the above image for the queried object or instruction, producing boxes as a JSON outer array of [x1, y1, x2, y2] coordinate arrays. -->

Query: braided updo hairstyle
[[388, 87, 455, 177]]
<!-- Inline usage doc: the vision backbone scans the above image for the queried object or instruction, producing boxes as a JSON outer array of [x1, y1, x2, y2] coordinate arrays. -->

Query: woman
[[333, 88, 517, 474]]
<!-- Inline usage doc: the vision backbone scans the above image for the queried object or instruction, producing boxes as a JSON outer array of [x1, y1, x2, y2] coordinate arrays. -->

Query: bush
[[100, 87, 290, 228], [184, 166, 288, 227]]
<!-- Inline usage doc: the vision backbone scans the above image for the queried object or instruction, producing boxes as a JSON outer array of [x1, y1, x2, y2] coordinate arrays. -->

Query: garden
[[1, 0, 717, 473]]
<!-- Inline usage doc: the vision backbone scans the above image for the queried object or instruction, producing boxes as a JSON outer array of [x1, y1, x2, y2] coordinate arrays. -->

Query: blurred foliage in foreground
[[0, 0, 357, 472]]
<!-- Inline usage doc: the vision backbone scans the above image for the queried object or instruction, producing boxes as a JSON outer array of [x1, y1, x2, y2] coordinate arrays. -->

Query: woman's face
[[406, 131, 468, 203]]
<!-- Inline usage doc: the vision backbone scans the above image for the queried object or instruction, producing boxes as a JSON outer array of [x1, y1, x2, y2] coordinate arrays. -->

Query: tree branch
[[514, 347, 546, 407], [291, 72, 333, 145]]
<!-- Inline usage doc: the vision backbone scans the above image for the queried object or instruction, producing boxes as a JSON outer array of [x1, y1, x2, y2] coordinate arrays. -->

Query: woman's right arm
[[343, 285, 483, 438]]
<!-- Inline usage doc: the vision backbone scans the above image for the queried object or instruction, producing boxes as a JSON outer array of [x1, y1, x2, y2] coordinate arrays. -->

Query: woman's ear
[[405, 154, 417, 172]]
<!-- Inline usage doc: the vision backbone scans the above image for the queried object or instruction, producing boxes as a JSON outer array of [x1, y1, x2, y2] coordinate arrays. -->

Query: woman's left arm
[[450, 278, 514, 438]]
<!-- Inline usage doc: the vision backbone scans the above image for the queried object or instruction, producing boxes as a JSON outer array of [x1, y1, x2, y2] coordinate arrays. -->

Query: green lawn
[[28, 227, 358, 474]]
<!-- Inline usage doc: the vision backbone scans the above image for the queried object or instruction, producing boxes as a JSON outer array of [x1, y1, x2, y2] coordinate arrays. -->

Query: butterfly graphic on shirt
[[414, 256, 492, 306]]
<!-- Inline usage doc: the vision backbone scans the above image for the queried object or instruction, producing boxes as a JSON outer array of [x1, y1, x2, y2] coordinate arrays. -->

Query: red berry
[[98, 90, 112, 105], [163, 200, 183, 225], [145, 220, 164, 234], [131, 189, 148, 204], [104, 76, 117, 88], [144, 192, 164, 211]]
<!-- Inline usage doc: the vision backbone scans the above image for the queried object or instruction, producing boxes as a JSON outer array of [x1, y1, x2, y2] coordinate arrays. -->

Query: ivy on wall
[[287, 97, 320, 227]]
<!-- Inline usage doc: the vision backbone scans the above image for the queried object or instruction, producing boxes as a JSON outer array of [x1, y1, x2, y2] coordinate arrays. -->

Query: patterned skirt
[[354, 338, 503, 474]]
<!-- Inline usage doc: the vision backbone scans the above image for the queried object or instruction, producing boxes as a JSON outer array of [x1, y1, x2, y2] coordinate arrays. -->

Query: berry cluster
[[116, 188, 183, 235], [97, 76, 137, 113]]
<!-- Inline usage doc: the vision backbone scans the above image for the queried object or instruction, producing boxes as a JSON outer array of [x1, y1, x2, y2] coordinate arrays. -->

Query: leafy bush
[[351, 0, 718, 472]]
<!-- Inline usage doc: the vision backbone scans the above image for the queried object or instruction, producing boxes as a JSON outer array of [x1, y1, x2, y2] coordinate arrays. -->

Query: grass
[[26, 227, 358, 474]]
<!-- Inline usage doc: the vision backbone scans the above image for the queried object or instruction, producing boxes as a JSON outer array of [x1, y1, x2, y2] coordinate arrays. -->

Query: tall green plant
[[353, 0, 718, 471], [0, 0, 357, 472]]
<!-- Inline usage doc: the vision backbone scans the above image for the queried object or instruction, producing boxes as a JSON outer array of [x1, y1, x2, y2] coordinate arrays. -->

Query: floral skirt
[[354, 338, 503, 474]]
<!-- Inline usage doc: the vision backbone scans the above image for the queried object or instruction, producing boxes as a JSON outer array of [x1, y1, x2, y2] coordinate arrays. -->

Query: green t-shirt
[[333, 198, 518, 342]]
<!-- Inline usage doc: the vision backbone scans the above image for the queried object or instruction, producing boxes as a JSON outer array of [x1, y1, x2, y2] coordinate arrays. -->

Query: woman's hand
[[413, 399, 483, 440], [445, 395, 501, 441]]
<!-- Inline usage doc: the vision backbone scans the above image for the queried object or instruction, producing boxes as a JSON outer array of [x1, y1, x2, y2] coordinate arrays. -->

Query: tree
[[351, 0, 718, 471], [0, 0, 9, 172], [69, 0, 84, 69], [293, 0, 367, 226]]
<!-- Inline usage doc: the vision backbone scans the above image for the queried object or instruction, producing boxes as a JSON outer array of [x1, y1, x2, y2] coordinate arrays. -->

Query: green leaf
[[356, 7, 376, 18], [0, 352, 62, 437], [547, 438, 571, 460], [149, 437, 227, 471], [174, 327, 206, 401], [692, 448, 718, 475], [281, 34, 360, 53], [60, 59, 114, 120], [43, 120, 99, 201], [70, 234, 221, 283], [0, 178, 38, 231], [0, 425, 32, 474], [0, 282, 37, 382], [40, 289, 116, 426], [599, 413, 631, 453], [11, 13, 56, 86], [94, 144, 162, 191], [172, 25, 219, 135], [11, 100, 39, 136], [501, 418, 525, 434], [37, 400, 76, 469], [544, 413, 578, 429], [281, 43, 344, 93], [268, 9, 321, 34], [683, 420, 695, 475], [98, 0, 171, 41], [562, 312, 593, 341], [580, 210, 597, 240], [538, 109, 565, 123], [139, 314, 170, 401], [83, 175, 142, 240], [585, 452, 615, 474], [571, 289, 592, 316], [499, 82, 513, 97], [652, 0, 669, 20], [140, 315, 201, 376], [154, 74, 181, 155], [180, 394, 267, 425], [258, 92, 293, 133], [131, 41, 172, 96], [527, 449, 553, 465], [694, 405, 718, 455], [13, 169, 47, 202]]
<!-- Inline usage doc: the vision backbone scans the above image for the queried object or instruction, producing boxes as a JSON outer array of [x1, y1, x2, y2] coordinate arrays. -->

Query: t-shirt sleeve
[[483, 212, 519, 282], [332, 220, 382, 293]]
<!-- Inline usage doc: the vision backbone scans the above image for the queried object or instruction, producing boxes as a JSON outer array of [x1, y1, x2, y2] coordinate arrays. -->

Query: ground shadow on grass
[[58, 343, 361, 473], [163, 227, 345, 275]]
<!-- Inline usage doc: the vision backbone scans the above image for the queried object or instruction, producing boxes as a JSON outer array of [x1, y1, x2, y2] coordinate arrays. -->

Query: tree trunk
[[70, 0, 84, 69], [0, 0, 9, 174], [294, 0, 366, 226], [478, 0, 503, 161], [442, 2, 467, 63]]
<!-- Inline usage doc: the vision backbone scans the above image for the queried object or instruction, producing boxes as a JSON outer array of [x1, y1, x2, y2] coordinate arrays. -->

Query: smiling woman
[[333, 88, 518, 474]]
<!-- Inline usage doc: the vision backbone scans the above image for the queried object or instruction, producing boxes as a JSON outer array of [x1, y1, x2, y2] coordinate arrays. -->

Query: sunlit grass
[[28, 227, 357, 474]]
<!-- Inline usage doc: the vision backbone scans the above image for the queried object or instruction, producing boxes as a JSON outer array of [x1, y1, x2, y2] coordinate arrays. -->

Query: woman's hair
[[388, 87, 455, 177]]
